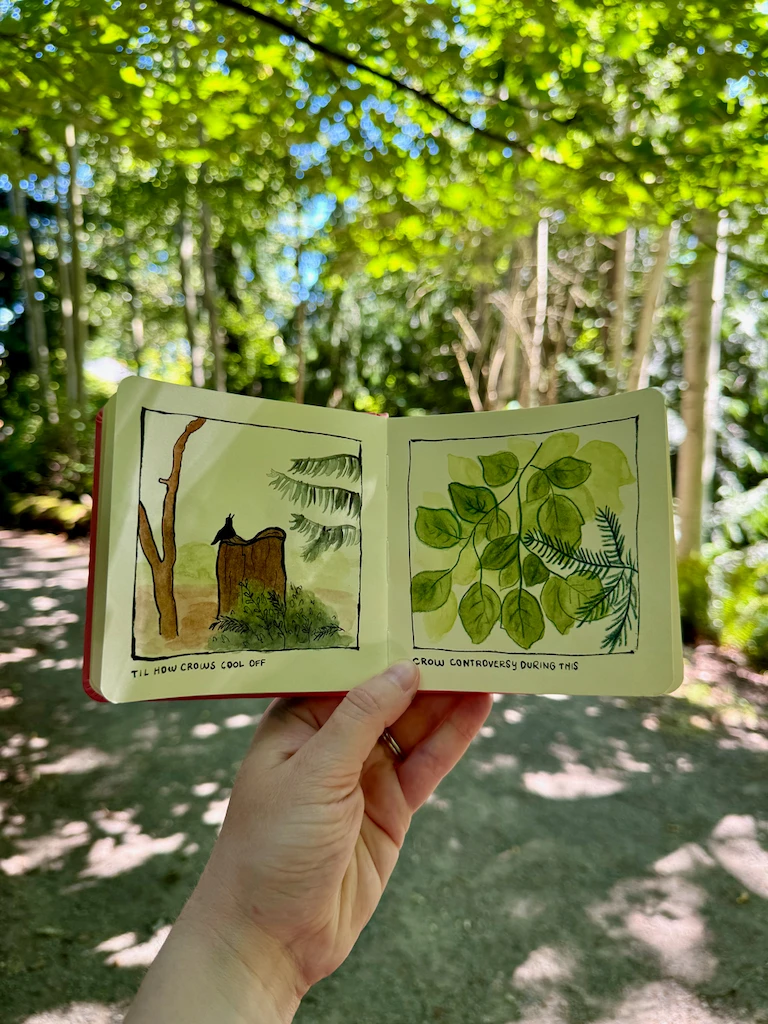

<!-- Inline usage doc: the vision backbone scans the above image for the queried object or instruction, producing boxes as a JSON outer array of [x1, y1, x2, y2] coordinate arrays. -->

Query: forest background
[[1, 0, 767, 667]]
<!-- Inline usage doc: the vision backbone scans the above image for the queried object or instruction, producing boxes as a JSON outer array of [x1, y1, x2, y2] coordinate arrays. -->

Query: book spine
[[82, 408, 108, 703]]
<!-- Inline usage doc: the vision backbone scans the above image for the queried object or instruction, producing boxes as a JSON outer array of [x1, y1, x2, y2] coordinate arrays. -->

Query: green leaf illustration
[[538, 494, 584, 546], [538, 432, 579, 467], [567, 571, 605, 618], [499, 560, 521, 589], [479, 451, 519, 487], [415, 507, 462, 548], [424, 591, 458, 641], [411, 571, 452, 612], [541, 577, 576, 635], [501, 589, 545, 649], [567, 483, 596, 523], [523, 553, 550, 586], [480, 534, 520, 570], [454, 544, 480, 585], [486, 507, 512, 540], [459, 582, 501, 644], [576, 440, 635, 513], [527, 470, 551, 502], [449, 482, 497, 522], [448, 454, 484, 487], [521, 497, 545, 537], [544, 456, 591, 489]]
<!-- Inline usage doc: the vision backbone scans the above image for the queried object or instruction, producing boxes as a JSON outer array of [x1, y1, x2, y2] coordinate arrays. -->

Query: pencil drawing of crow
[[211, 513, 236, 545]]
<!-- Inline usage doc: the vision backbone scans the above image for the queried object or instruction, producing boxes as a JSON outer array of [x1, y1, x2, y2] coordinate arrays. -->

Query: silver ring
[[379, 728, 405, 762]]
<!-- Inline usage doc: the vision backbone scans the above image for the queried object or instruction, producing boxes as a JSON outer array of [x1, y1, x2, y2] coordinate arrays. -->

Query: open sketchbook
[[84, 376, 682, 703]]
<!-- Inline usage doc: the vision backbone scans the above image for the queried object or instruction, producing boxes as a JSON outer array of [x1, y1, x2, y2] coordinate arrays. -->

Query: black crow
[[211, 513, 236, 545]]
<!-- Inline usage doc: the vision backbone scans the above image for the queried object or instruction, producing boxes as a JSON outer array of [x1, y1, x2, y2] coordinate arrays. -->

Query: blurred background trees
[[1, 0, 766, 665]]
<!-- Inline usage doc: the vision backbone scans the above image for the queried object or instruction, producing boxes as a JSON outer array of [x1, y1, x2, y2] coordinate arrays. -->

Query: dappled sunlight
[[503, 708, 523, 724], [191, 721, 220, 738], [593, 980, 745, 1024], [518, 993, 568, 1024], [202, 796, 230, 827], [0, 647, 37, 666], [425, 792, 451, 811], [506, 896, 545, 920], [608, 739, 651, 773], [37, 747, 117, 775], [0, 686, 20, 708], [95, 925, 171, 968], [1, 820, 90, 876], [512, 944, 576, 992], [224, 712, 261, 729], [34, 656, 83, 672], [192, 781, 219, 797], [474, 752, 518, 775], [589, 875, 716, 984], [21, 1002, 124, 1024], [654, 843, 715, 877], [709, 814, 768, 899], [23, 610, 80, 628], [523, 763, 625, 799], [81, 831, 186, 879]]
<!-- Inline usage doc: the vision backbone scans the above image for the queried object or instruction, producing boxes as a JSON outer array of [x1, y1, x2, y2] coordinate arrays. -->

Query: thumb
[[305, 662, 419, 779]]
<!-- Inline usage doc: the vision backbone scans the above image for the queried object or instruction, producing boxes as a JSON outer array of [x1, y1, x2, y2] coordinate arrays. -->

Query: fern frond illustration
[[602, 574, 637, 652], [290, 454, 361, 481], [576, 571, 629, 623], [596, 507, 625, 562], [209, 615, 249, 634], [269, 471, 362, 518], [523, 530, 627, 580], [290, 514, 359, 561]]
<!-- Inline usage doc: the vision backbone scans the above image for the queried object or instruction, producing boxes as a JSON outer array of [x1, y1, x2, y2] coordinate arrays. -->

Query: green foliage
[[289, 514, 358, 561], [709, 547, 768, 669], [289, 454, 362, 482], [411, 433, 638, 650], [677, 556, 714, 645], [209, 582, 352, 651]]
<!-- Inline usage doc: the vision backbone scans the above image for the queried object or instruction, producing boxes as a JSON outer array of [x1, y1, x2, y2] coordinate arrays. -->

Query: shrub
[[209, 582, 353, 652], [677, 555, 715, 645], [708, 544, 768, 670]]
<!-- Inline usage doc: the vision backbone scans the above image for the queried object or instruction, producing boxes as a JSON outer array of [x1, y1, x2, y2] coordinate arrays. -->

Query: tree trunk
[[294, 298, 307, 404], [179, 210, 204, 387], [11, 184, 57, 423], [200, 200, 226, 392], [55, 202, 80, 408], [609, 227, 635, 392], [628, 224, 674, 391], [701, 215, 729, 529], [123, 228, 144, 371], [497, 258, 520, 408], [65, 124, 87, 406], [676, 220, 717, 559], [529, 217, 548, 408], [138, 416, 206, 639], [215, 527, 287, 617]]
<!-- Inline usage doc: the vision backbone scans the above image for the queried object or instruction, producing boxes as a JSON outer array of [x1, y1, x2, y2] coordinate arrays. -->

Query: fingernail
[[388, 661, 419, 691]]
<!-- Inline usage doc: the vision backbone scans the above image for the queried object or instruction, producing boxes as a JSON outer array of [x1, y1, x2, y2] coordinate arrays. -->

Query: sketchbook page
[[387, 389, 676, 697], [665, 439, 685, 693], [95, 376, 387, 702]]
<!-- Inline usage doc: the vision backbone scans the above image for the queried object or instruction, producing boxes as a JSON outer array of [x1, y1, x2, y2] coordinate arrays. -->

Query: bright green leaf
[[499, 560, 521, 589], [480, 534, 520, 570], [424, 591, 458, 640], [538, 495, 584, 546], [479, 451, 519, 487], [527, 470, 551, 501], [576, 441, 635, 513], [448, 454, 484, 487], [486, 507, 512, 540], [415, 507, 462, 548], [459, 582, 501, 644], [523, 553, 550, 586], [537, 432, 579, 468], [449, 482, 497, 523], [544, 456, 591, 489], [411, 571, 452, 612], [541, 577, 576, 635], [501, 589, 545, 649]]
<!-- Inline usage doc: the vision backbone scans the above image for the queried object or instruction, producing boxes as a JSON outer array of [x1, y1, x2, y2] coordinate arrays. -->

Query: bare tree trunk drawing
[[138, 417, 206, 639]]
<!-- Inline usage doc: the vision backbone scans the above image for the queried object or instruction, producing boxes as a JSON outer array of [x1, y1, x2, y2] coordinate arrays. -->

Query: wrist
[[179, 874, 306, 1021]]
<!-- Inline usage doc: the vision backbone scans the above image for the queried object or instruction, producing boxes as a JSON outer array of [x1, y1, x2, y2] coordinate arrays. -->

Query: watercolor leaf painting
[[410, 429, 638, 653]]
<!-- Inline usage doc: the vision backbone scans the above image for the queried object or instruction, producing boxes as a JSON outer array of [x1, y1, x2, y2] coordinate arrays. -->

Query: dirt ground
[[1, 530, 767, 1024]]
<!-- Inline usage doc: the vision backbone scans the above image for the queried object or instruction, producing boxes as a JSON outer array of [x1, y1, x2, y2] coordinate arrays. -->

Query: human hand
[[126, 663, 492, 1023]]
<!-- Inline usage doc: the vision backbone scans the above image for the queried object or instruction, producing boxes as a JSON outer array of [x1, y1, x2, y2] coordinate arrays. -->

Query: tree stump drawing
[[138, 416, 206, 640], [215, 526, 287, 617]]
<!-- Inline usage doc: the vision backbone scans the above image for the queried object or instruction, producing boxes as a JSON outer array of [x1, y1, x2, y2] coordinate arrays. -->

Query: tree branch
[[159, 417, 206, 570], [451, 340, 484, 412], [138, 501, 162, 572], [211, 0, 525, 150]]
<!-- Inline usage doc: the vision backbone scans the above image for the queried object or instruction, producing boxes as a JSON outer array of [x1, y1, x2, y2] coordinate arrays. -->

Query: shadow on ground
[[1, 530, 767, 1024]]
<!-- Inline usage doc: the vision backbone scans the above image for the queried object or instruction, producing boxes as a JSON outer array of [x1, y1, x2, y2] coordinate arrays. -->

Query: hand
[[126, 663, 492, 1023]]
